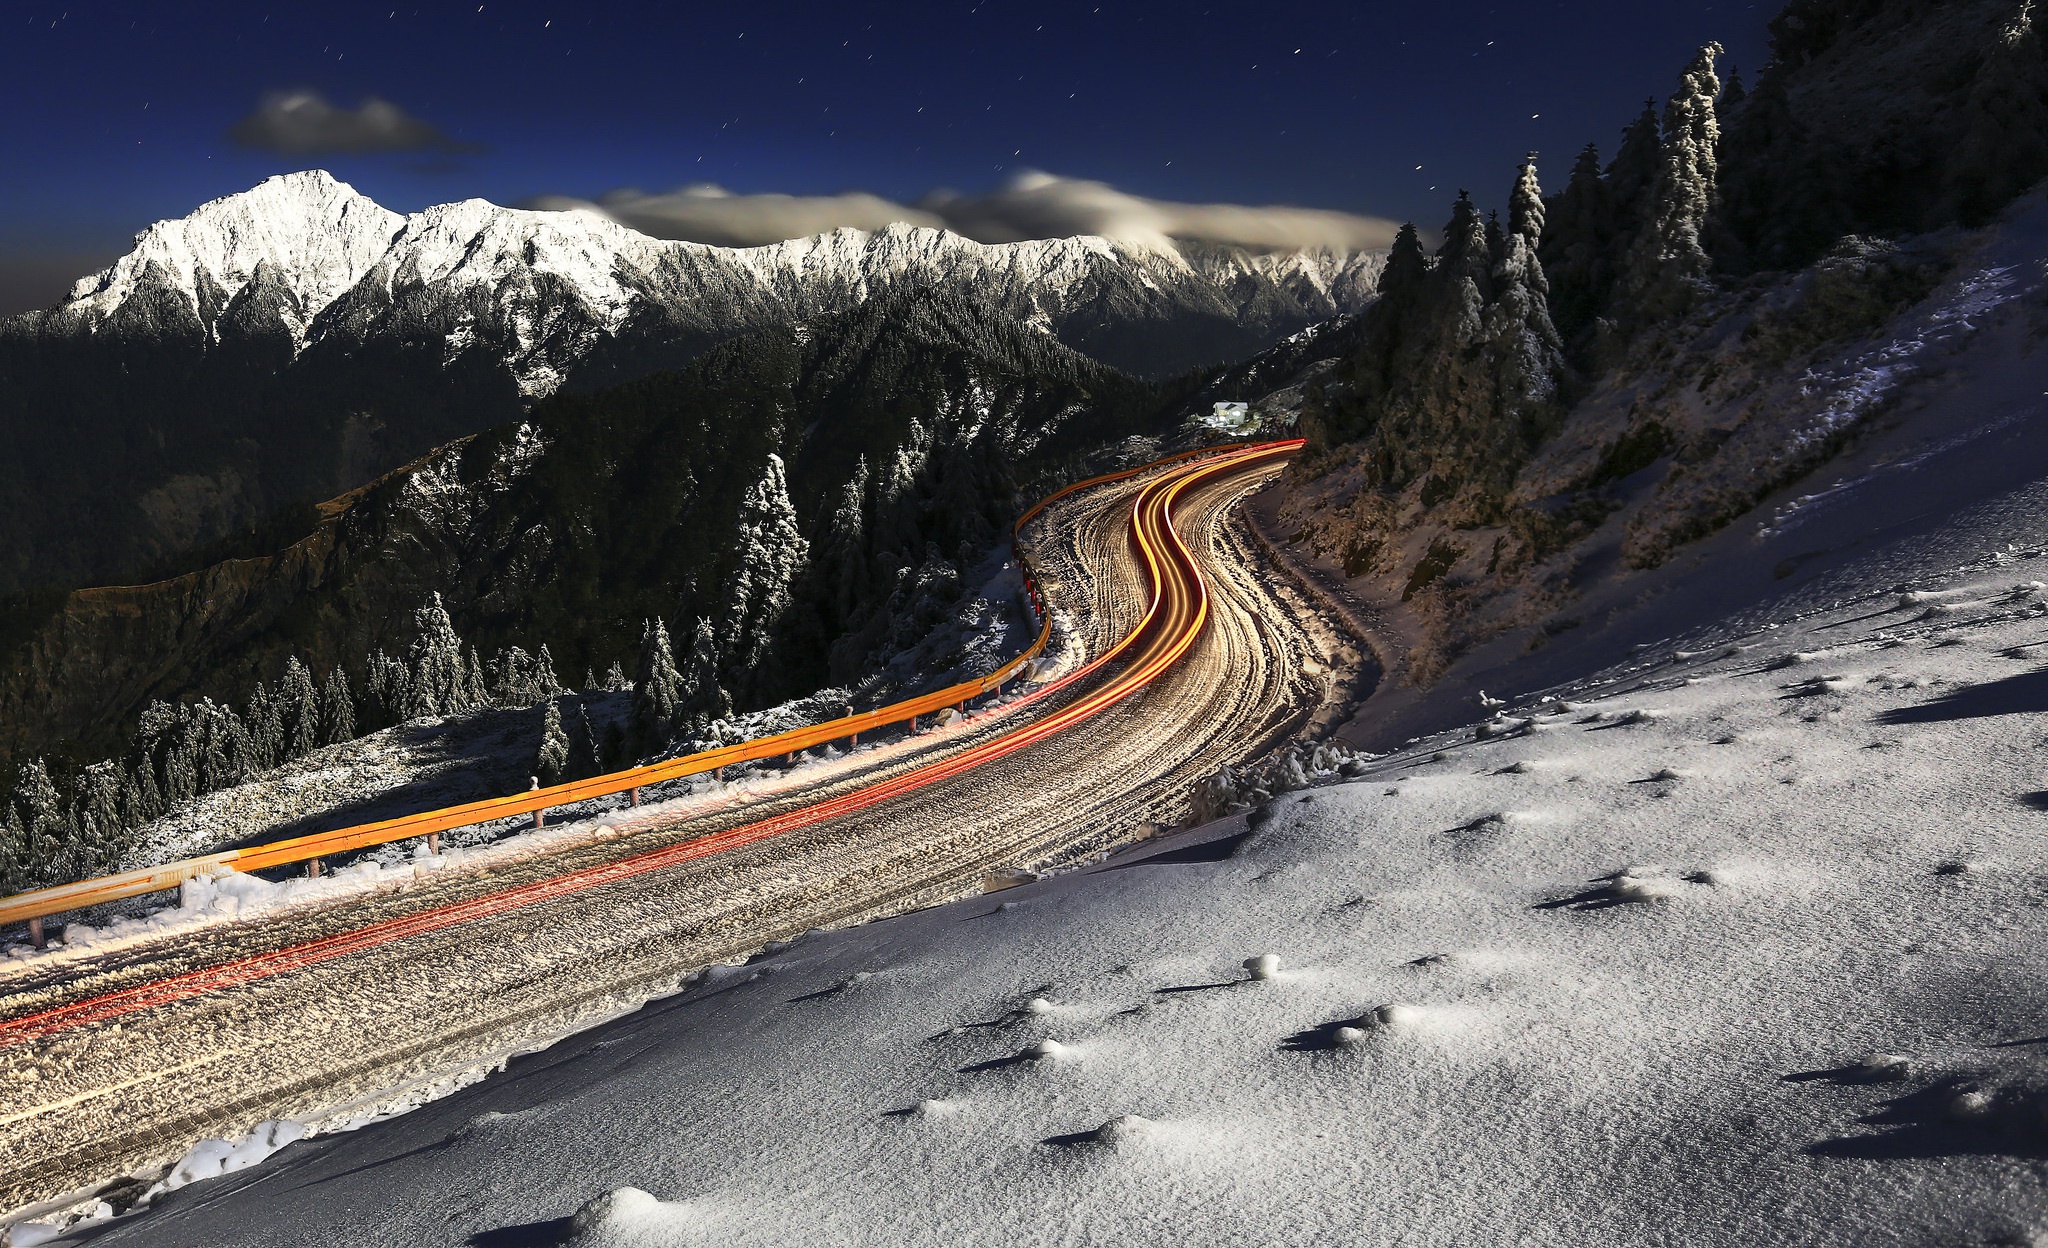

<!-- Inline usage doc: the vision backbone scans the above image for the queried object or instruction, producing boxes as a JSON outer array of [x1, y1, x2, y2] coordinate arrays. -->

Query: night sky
[[0, 1, 1771, 315]]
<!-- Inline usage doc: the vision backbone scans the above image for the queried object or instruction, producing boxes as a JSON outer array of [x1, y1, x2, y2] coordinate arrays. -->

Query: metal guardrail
[[0, 439, 1298, 932]]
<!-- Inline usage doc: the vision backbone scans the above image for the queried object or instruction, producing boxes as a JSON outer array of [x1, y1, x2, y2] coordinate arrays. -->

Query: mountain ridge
[[0, 171, 1381, 599]]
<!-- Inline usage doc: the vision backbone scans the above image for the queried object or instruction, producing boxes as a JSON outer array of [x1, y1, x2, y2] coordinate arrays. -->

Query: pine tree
[[404, 594, 471, 720], [75, 762, 127, 870], [1949, 2, 2048, 224], [535, 699, 571, 787], [1721, 63, 1747, 114], [603, 661, 630, 694], [245, 683, 283, 771], [467, 648, 490, 705], [130, 758, 162, 823], [721, 453, 810, 690], [1312, 221, 1431, 448], [490, 646, 532, 705], [0, 805, 27, 895], [1621, 43, 1725, 324], [1483, 157, 1568, 464], [532, 645, 563, 700], [280, 656, 320, 761], [632, 618, 683, 742], [158, 712, 199, 806], [820, 458, 872, 632], [574, 704, 603, 778], [191, 699, 243, 792], [12, 759, 62, 886], [1539, 143, 1612, 343], [1606, 99, 1666, 241], [320, 669, 357, 745], [680, 616, 733, 732]]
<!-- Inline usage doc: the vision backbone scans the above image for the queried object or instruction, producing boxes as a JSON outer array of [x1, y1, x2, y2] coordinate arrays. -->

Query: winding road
[[0, 440, 1366, 1218]]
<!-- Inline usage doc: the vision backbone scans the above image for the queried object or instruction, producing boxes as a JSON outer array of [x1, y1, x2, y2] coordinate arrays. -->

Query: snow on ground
[[42, 543, 2048, 1247], [5, 548, 1042, 960]]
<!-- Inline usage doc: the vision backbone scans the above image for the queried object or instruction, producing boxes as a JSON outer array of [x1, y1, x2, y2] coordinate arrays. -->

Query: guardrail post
[[534, 809, 545, 830], [630, 787, 640, 807], [308, 858, 323, 878], [427, 832, 441, 856], [28, 917, 44, 950]]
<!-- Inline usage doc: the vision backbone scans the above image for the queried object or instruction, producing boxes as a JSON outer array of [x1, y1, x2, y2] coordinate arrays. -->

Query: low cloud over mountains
[[532, 171, 1398, 253]]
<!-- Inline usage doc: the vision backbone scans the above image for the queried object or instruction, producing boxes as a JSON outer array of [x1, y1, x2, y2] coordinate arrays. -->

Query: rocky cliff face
[[0, 172, 1382, 599]]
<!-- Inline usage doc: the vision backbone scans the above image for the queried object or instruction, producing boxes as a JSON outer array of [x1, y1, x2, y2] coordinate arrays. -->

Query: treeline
[[1311, 0, 2048, 516], [0, 595, 575, 894]]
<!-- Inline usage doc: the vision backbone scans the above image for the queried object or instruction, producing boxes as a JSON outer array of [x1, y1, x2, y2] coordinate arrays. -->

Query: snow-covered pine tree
[[0, 805, 26, 895], [280, 656, 320, 761], [489, 646, 532, 706], [533, 645, 564, 701], [80, 761, 120, 829], [603, 661, 630, 694], [245, 682, 283, 772], [681, 616, 733, 732], [166, 733, 199, 807], [320, 669, 357, 745], [632, 618, 683, 743], [463, 646, 490, 709], [75, 762, 128, 871], [129, 756, 162, 824], [403, 594, 471, 720], [1482, 157, 1568, 467], [535, 698, 571, 787], [193, 699, 246, 793], [721, 454, 810, 691], [1621, 43, 1724, 325], [11, 759, 62, 886]]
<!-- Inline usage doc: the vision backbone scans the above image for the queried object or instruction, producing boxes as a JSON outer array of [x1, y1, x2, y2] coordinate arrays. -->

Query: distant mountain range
[[0, 171, 1383, 597]]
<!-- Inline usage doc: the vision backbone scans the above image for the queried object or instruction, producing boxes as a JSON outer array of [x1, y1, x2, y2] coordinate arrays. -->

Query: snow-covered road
[[0, 447, 1363, 1220]]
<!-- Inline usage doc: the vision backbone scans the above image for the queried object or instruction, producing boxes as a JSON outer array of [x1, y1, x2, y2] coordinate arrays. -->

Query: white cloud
[[922, 171, 1401, 252], [229, 91, 474, 156], [526, 186, 944, 249], [531, 171, 1397, 253]]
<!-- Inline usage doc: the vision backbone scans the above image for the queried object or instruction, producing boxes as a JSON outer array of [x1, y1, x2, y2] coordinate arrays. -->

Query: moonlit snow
[[53, 528, 2048, 1246]]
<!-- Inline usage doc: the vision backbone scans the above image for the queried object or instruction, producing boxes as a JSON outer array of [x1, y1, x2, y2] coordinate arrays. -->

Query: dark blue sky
[[0, 1, 1772, 314]]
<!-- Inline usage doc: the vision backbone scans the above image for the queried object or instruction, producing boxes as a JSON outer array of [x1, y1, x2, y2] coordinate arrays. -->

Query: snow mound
[[564, 1187, 700, 1247], [146, 1121, 306, 1200]]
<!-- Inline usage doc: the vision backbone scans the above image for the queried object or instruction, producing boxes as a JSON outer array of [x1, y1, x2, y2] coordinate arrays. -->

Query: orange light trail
[[0, 440, 1299, 1045]]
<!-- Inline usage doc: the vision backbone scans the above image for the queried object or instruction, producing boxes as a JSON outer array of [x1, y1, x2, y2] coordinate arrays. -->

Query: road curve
[[0, 442, 1362, 1217]]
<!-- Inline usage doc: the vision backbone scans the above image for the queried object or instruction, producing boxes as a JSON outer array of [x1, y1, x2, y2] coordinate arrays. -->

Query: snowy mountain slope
[[33, 172, 1384, 387], [43, 473, 2048, 1247], [57, 172, 404, 334], [0, 173, 1380, 599], [1272, 188, 2048, 753]]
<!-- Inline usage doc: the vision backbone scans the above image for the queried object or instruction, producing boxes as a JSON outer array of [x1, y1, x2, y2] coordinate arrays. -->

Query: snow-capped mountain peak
[[65, 171, 404, 327], [31, 171, 1384, 391]]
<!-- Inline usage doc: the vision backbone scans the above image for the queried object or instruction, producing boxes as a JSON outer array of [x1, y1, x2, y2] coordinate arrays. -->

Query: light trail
[[0, 441, 1297, 1048]]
